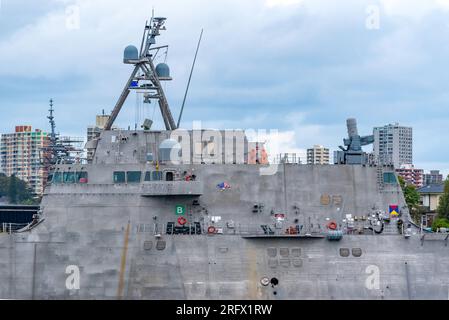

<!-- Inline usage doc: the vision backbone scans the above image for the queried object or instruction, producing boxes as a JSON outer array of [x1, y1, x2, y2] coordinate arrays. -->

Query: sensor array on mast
[[104, 17, 177, 131]]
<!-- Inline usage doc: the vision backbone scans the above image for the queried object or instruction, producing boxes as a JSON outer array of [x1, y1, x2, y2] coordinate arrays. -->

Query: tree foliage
[[437, 176, 449, 220], [431, 217, 449, 232], [398, 176, 420, 211], [0, 173, 37, 204]]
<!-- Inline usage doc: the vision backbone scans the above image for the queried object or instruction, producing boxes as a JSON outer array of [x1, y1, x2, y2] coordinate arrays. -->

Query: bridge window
[[144, 171, 152, 182], [113, 171, 126, 184], [127, 171, 142, 183], [76, 172, 88, 183], [63, 172, 76, 184], [53, 172, 63, 184], [152, 171, 163, 181]]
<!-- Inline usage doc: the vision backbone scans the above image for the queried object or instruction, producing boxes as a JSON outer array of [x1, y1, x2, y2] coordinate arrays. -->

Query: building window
[[127, 171, 142, 183], [113, 171, 126, 184]]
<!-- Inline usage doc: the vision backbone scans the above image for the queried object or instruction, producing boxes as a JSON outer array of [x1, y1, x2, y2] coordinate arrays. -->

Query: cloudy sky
[[0, 0, 448, 175]]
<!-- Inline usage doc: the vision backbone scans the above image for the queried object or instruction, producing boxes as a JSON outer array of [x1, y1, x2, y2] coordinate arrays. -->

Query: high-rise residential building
[[87, 114, 111, 142], [423, 170, 444, 186], [373, 123, 413, 168], [307, 145, 330, 165], [87, 114, 113, 162], [396, 164, 424, 189], [0, 126, 50, 196]]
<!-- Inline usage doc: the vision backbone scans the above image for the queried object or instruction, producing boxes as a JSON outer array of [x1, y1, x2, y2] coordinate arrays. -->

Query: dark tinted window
[[127, 171, 142, 183], [113, 172, 126, 183], [144, 172, 152, 182], [166, 172, 174, 181], [53, 172, 63, 184], [63, 172, 76, 184]]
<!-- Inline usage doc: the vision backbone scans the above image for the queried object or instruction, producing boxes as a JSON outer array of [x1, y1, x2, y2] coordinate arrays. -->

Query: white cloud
[[380, 0, 449, 18], [1, 0, 449, 174], [436, 0, 449, 10], [265, 0, 302, 8], [250, 130, 307, 162]]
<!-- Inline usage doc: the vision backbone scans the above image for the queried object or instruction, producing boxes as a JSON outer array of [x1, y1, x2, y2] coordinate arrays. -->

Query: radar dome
[[124, 45, 138, 63], [156, 63, 171, 79]]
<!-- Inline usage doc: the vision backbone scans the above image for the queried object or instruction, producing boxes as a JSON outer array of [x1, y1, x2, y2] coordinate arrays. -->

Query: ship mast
[[41, 99, 84, 174], [104, 17, 177, 131]]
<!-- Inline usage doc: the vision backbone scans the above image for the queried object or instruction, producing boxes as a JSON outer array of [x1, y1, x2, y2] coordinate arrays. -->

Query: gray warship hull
[[1, 163, 447, 300], [2, 16, 446, 301]]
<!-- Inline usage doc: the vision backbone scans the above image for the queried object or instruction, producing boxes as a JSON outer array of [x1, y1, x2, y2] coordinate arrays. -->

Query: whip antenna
[[177, 29, 203, 128]]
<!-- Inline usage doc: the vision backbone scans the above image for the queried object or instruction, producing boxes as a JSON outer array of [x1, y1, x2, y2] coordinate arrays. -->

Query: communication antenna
[[42, 99, 84, 174], [177, 29, 204, 129], [48, 99, 57, 145]]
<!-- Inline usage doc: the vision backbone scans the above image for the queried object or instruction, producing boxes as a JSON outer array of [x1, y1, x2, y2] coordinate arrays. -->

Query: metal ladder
[[376, 166, 385, 192]]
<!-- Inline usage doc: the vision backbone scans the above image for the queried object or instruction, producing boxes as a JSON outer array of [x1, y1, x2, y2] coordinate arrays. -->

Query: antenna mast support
[[104, 16, 177, 131]]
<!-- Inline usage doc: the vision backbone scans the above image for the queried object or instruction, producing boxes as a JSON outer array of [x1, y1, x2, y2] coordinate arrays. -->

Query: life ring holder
[[208, 226, 217, 234], [327, 221, 338, 230], [178, 217, 187, 226]]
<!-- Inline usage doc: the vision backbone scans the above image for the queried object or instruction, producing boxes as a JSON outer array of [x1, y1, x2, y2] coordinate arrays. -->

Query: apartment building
[[0, 126, 50, 195], [307, 145, 330, 165]]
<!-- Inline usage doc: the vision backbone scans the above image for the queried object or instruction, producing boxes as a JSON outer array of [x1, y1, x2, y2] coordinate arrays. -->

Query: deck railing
[[0, 223, 29, 234]]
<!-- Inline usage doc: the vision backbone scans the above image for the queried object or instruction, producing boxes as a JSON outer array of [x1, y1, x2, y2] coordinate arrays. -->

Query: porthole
[[339, 248, 350, 257], [352, 248, 362, 257]]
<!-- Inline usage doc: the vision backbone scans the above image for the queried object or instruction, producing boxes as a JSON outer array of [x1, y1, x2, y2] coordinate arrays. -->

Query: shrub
[[431, 218, 449, 232]]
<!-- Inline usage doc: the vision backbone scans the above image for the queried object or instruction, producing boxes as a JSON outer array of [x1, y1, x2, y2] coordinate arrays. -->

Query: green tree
[[398, 176, 420, 210], [437, 176, 449, 220], [8, 174, 18, 204], [0, 173, 8, 199], [0, 173, 38, 205]]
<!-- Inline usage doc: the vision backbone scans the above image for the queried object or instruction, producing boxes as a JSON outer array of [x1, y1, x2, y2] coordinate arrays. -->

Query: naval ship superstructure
[[1, 17, 449, 300]]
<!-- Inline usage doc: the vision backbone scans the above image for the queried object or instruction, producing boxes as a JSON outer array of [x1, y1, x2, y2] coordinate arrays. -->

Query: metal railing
[[1, 223, 29, 234], [238, 224, 317, 236], [135, 220, 407, 238]]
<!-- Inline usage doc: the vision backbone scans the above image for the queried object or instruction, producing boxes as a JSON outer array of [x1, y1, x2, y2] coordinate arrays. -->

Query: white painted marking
[[365, 265, 380, 290], [65, 265, 80, 290]]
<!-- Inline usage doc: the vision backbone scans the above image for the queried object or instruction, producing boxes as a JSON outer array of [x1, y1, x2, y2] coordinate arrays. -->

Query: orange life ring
[[327, 221, 338, 230], [208, 226, 216, 234], [178, 217, 187, 226]]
